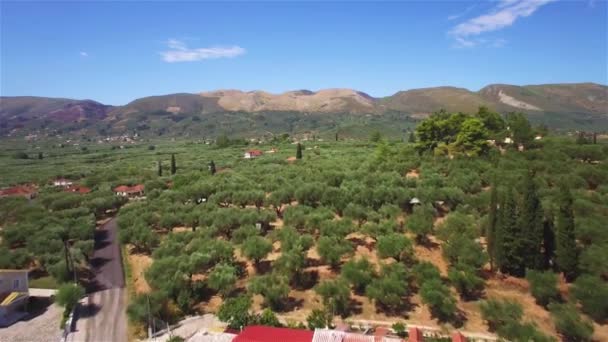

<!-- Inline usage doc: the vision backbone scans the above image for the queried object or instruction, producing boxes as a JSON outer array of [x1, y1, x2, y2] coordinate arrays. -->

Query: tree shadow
[[255, 260, 273, 275], [293, 270, 318, 290], [374, 297, 417, 318], [77, 302, 102, 319], [305, 257, 324, 267], [90, 256, 111, 268], [345, 297, 363, 317], [22, 297, 52, 321], [276, 296, 304, 312]]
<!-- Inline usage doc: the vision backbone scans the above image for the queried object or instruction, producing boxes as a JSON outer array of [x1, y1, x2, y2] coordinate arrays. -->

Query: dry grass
[[126, 245, 152, 294]]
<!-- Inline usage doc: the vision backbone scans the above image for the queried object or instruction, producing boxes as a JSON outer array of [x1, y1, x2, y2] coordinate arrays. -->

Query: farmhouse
[[114, 184, 145, 197], [244, 149, 263, 159], [0, 185, 38, 200], [0, 270, 29, 327]]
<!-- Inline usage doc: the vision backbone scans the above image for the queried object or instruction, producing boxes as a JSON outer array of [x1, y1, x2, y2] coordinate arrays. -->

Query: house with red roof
[[244, 149, 263, 159], [114, 184, 144, 198]]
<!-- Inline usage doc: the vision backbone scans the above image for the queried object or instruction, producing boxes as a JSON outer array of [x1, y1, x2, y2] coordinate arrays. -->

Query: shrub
[[479, 298, 523, 331], [448, 264, 484, 300], [56, 283, 85, 311], [526, 270, 560, 307], [572, 275, 608, 323], [549, 303, 594, 342], [307, 308, 332, 330], [217, 295, 253, 329], [419, 278, 457, 322]]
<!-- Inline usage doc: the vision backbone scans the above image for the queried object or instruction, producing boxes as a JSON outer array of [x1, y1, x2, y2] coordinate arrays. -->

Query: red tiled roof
[[234, 326, 313, 342], [451, 332, 466, 342], [0, 185, 37, 197], [114, 185, 130, 192], [64, 185, 92, 194], [408, 328, 423, 342], [247, 149, 263, 156], [130, 184, 144, 192], [114, 184, 144, 193]]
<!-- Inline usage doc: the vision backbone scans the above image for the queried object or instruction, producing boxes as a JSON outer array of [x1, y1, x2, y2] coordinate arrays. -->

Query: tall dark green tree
[[519, 173, 544, 270], [157, 160, 162, 177], [487, 180, 498, 271], [543, 218, 556, 269], [209, 160, 216, 175], [408, 131, 416, 143], [496, 188, 525, 276], [38, 152, 43, 160], [171, 154, 176, 175], [555, 186, 578, 282], [335, 133, 339, 142], [296, 143, 302, 160]]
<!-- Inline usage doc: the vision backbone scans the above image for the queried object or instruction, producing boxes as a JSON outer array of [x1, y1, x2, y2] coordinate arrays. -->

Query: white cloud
[[449, 0, 555, 47], [160, 39, 245, 63], [447, 3, 479, 21], [80, 51, 88, 57]]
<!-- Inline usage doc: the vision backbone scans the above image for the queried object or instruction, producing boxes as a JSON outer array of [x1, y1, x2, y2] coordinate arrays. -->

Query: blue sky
[[1, 0, 606, 105]]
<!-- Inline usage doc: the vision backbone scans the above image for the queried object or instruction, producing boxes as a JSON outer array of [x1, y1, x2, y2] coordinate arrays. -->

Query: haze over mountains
[[1, 83, 606, 138]]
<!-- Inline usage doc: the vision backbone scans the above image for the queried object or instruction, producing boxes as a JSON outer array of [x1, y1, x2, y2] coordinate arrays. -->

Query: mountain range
[[1, 83, 606, 138]]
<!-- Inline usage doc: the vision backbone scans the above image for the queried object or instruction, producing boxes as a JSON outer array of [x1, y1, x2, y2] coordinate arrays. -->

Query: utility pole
[[147, 295, 153, 341]]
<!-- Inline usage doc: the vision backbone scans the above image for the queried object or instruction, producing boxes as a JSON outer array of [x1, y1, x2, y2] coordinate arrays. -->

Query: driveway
[[68, 218, 127, 342], [0, 299, 62, 342]]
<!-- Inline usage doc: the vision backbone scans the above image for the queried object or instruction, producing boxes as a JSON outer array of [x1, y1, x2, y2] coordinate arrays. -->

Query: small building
[[244, 150, 263, 159], [0, 270, 29, 327], [410, 197, 421, 205], [114, 184, 145, 198], [0, 185, 38, 200], [233, 326, 313, 342], [408, 328, 424, 342], [503, 137, 514, 144], [53, 178, 73, 187]]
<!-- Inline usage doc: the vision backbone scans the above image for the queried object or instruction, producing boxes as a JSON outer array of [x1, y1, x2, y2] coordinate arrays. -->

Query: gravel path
[[0, 303, 63, 342]]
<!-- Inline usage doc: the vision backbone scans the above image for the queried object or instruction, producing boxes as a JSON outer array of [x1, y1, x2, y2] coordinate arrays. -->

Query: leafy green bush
[[526, 270, 560, 307], [549, 303, 594, 342], [572, 275, 608, 323]]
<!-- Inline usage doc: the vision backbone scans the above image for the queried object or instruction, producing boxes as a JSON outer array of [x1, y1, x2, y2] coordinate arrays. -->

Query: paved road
[[69, 218, 127, 342]]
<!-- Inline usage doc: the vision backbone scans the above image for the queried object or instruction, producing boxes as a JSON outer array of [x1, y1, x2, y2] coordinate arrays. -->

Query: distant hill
[[1, 83, 606, 138]]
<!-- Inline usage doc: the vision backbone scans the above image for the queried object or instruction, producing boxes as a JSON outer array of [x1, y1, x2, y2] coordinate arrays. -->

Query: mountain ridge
[[1, 82, 606, 137]]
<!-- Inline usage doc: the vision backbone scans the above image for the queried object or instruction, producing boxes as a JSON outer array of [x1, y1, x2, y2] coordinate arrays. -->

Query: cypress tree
[[487, 180, 498, 271], [497, 188, 525, 277], [543, 217, 556, 269], [296, 143, 303, 160], [408, 131, 416, 143], [335, 133, 338, 142], [171, 154, 176, 175], [592, 132, 597, 144], [555, 187, 578, 282], [157, 160, 162, 177], [38, 152, 43, 160], [519, 172, 544, 270], [209, 160, 216, 175]]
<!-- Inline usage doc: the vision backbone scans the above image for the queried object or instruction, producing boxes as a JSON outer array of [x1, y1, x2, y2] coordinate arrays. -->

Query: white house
[[0, 270, 29, 327]]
